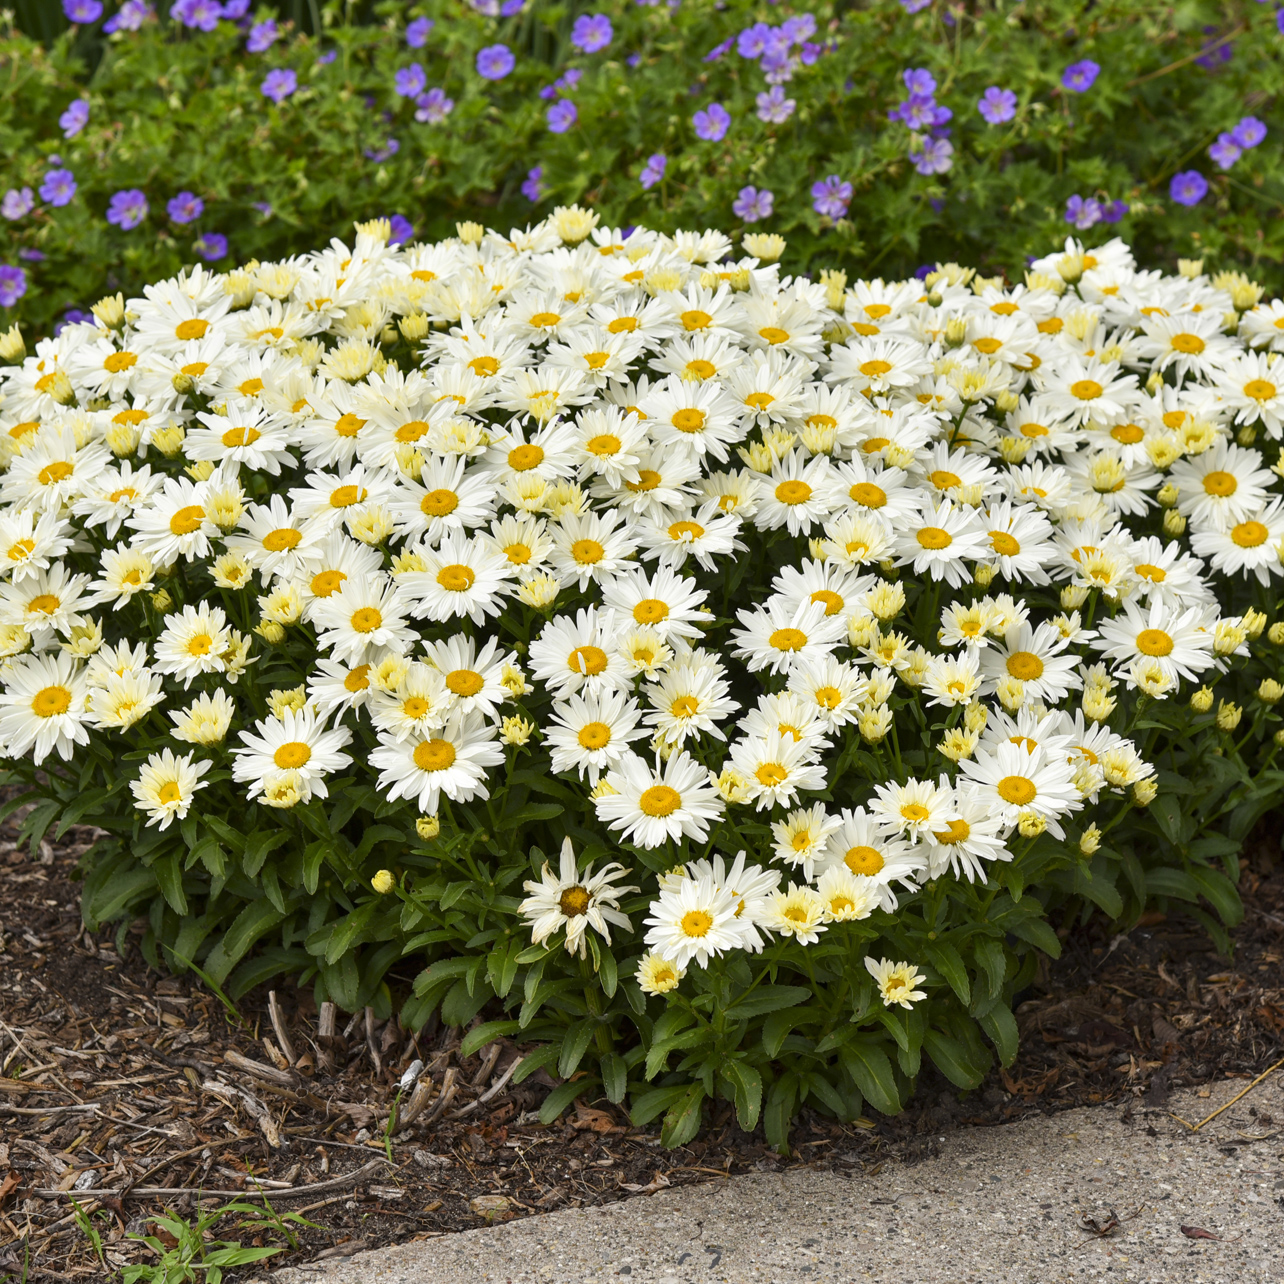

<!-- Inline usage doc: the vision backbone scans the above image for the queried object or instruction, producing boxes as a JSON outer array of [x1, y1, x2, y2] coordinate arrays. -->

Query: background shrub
[[4, 0, 1284, 334]]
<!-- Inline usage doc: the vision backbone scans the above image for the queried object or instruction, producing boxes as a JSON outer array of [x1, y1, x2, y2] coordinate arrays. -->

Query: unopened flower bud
[[1078, 824, 1103, 856], [1162, 508, 1186, 537], [1215, 700, 1242, 732], [1131, 778, 1158, 807], [1259, 679, 1284, 705], [416, 815, 440, 841], [1190, 686, 1214, 712], [371, 869, 395, 894]]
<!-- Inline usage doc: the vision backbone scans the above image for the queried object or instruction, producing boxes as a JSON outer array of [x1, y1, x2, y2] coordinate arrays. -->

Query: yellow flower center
[[584, 351, 610, 370], [973, 336, 1003, 355], [274, 742, 312, 769], [900, 803, 929, 823], [850, 482, 887, 508], [814, 685, 842, 710], [916, 526, 952, 550], [568, 644, 608, 676], [626, 470, 663, 493], [175, 318, 209, 341], [1170, 332, 1205, 354], [586, 433, 621, 456], [768, 627, 808, 652], [639, 784, 681, 817], [745, 391, 775, 411], [1202, 470, 1237, 497], [38, 461, 74, 486], [933, 818, 971, 844], [755, 761, 789, 787], [989, 531, 1020, 557], [680, 909, 713, 937], [1038, 317, 1064, 335], [350, 606, 383, 633], [671, 408, 706, 434], [263, 528, 301, 552], [668, 519, 704, 540], [680, 309, 713, 331], [311, 569, 346, 597], [420, 489, 459, 518], [1135, 563, 1166, 582], [810, 589, 843, 616], [508, 444, 544, 471], [1006, 650, 1044, 680], [528, 311, 561, 329], [859, 359, 892, 378], [608, 316, 638, 333], [344, 664, 371, 692], [572, 539, 605, 565], [6, 539, 34, 562], [633, 598, 669, 624], [775, 480, 812, 506], [1244, 379, 1276, 402], [671, 695, 700, 718], [158, 781, 183, 805], [997, 776, 1037, 806], [403, 697, 430, 719], [503, 542, 531, 564], [1070, 379, 1103, 400], [414, 738, 456, 772], [31, 685, 71, 718], [222, 425, 262, 448], [1135, 628, 1174, 657], [437, 564, 476, 592], [468, 356, 499, 378], [103, 351, 138, 373], [1232, 520, 1269, 547], [186, 632, 213, 656], [334, 413, 366, 437], [446, 669, 484, 697], [559, 887, 590, 917], [577, 721, 612, 749]]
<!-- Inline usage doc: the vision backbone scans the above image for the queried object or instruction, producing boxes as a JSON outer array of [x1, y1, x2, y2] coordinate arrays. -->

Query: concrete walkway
[[270, 1072, 1284, 1284]]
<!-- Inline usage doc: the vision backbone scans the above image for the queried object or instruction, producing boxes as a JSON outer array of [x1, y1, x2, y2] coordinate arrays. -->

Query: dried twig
[[422, 1067, 458, 1125], [267, 991, 297, 1066], [1190, 1057, 1284, 1132], [223, 1048, 299, 1090], [317, 1002, 337, 1074]]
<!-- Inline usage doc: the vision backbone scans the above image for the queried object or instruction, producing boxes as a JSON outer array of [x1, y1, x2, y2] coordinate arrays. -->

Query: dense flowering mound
[[0, 212, 1280, 1145]]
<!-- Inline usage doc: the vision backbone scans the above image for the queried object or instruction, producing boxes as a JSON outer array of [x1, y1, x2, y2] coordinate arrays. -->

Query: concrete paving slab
[[268, 1071, 1284, 1284]]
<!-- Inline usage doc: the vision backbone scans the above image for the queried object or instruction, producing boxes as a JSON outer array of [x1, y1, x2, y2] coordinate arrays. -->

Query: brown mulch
[[0, 811, 1281, 1281]]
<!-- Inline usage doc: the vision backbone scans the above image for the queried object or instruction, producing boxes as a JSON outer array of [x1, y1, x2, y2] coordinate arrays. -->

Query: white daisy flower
[[519, 836, 637, 958], [369, 711, 505, 814], [130, 749, 211, 831], [595, 750, 725, 848], [0, 650, 91, 763]]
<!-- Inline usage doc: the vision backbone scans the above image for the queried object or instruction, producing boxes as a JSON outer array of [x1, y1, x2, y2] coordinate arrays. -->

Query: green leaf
[[839, 1041, 900, 1116], [661, 1083, 705, 1149], [1186, 865, 1244, 928], [460, 1020, 521, 1059], [1006, 915, 1062, 959], [973, 937, 1007, 1002], [763, 1072, 798, 1155], [724, 984, 811, 1020], [538, 1076, 596, 1125], [761, 1008, 803, 1058], [1145, 866, 1200, 903], [600, 1052, 627, 1105], [925, 941, 970, 1005], [978, 1002, 1019, 1067], [721, 1060, 763, 1132], [152, 851, 188, 917], [923, 1028, 987, 1089], [630, 1084, 689, 1127], [558, 1018, 597, 1080], [242, 829, 289, 878]]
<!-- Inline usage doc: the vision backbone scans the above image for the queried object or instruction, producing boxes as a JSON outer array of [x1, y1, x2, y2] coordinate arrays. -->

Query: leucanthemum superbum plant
[[0, 213, 1281, 1150]]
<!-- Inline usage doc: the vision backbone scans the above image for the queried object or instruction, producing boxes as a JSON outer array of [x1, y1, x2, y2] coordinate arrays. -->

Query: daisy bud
[[62, 619, 104, 658], [394, 445, 424, 480], [105, 420, 142, 456], [1060, 585, 1089, 609], [267, 685, 307, 718], [416, 815, 440, 841], [501, 716, 536, 746], [858, 703, 893, 743], [698, 270, 721, 292], [997, 435, 1031, 463], [1276, 729, 1284, 747], [1258, 679, 1283, 705], [552, 204, 598, 244], [347, 503, 394, 545], [1024, 269, 1064, 295], [938, 728, 978, 762], [150, 588, 173, 612], [184, 460, 215, 482], [1146, 436, 1182, 470], [1180, 420, 1215, 454], [1213, 621, 1247, 655], [741, 232, 784, 263], [1237, 425, 1258, 448], [1162, 508, 1186, 537], [636, 952, 685, 996], [735, 442, 772, 474], [92, 292, 126, 330], [255, 619, 286, 645], [1082, 688, 1116, 722], [996, 675, 1025, 712], [151, 425, 186, 457], [500, 663, 529, 697], [0, 324, 25, 363], [390, 551, 427, 577], [1190, 685, 1214, 713], [972, 562, 996, 589], [212, 551, 253, 590], [994, 389, 1020, 413], [1017, 811, 1047, 839], [261, 770, 306, 809], [1177, 257, 1204, 279], [963, 701, 988, 733], [370, 868, 395, 894], [818, 268, 846, 311], [1269, 622, 1284, 645], [398, 312, 429, 343], [371, 656, 410, 692], [867, 581, 906, 621], [1071, 761, 1103, 799], [1078, 824, 1103, 857], [456, 220, 484, 245], [1131, 778, 1158, 808], [355, 217, 392, 243], [1156, 483, 1180, 508], [589, 779, 618, 801], [1215, 700, 1243, 732], [644, 268, 684, 295], [808, 537, 828, 562], [516, 573, 561, 609], [800, 421, 837, 456], [1243, 608, 1267, 639]]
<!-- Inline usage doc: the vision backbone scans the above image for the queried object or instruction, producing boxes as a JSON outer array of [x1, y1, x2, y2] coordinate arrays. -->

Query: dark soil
[[0, 813, 1280, 1281]]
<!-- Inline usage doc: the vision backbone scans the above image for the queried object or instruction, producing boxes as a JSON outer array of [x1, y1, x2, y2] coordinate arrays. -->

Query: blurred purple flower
[[571, 14, 613, 53], [0, 266, 28, 308], [903, 68, 936, 96], [1100, 199, 1128, 224], [978, 86, 1016, 124], [547, 100, 578, 132], [811, 175, 852, 219], [522, 166, 545, 202], [627, 52, 640, 67], [18, 249, 45, 262], [106, 188, 148, 230], [1, 188, 34, 221], [247, 19, 278, 53], [169, 0, 221, 32], [1061, 60, 1100, 92], [414, 88, 454, 123], [252, 201, 272, 217], [60, 98, 90, 137], [733, 186, 774, 223], [1209, 134, 1242, 170], [223, 0, 249, 16], [693, 102, 731, 141], [388, 215, 414, 245], [56, 309, 93, 334], [63, 0, 103, 21], [364, 138, 400, 162], [477, 44, 515, 80], [1064, 195, 1102, 230], [1279, 10, 1284, 36], [406, 16, 433, 47], [104, 0, 151, 32], [782, 14, 816, 42], [194, 232, 228, 261], [317, 49, 337, 65], [1232, 116, 1266, 148], [704, 37, 733, 62], [639, 153, 666, 190], [737, 23, 769, 58], [395, 62, 427, 97], [39, 169, 77, 207], [1170, 171, 1208, 206], [261, 69, 298, 102], [901, 0, 931, 12], [501, 0, 524, 13], [910, 136, 953, 175], [167, 191, 204, 223], [756, 85, 795, 123]]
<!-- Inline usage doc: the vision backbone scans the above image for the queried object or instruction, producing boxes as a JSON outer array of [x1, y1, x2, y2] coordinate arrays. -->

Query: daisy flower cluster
[[0, 217, 1277, 1015]]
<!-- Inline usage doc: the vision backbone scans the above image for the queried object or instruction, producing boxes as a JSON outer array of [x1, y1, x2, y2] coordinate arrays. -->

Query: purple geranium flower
[[0, 265, 26, 308], [693, 102, 731, 141], [978, 86, 1016, 124], [704, 37, 734, 62], [1064, 195, 1103, 230], [106, 189, 148, 230], [571, 14, 613, 53], [737, 23, 770, 58], [639, 153, 666, 191], [1209, 134, 1241, 170], [169, 0, 221, 32], [17, 249, 45, 262], [317, 50, 337, 65], [547, 100, 578, 133], [55, 309, 93, 334], [63, 0, 103, 21], [415, 88, 454, 123], [476, 44, 515, 80], [395, 62, 427, 97], [521, 166, 545, 202], [756, 85, 796, 123], [167, 191, 204, 223], [388, 215, 414, 245], [247, 19, 278, 53], [903, 68, 936, 96], [901, 0, 931, 12], [363, 138, 400, 162], [1100, 199, 1128, 224], [223, 0, 249, 16], [39, 169, 77, 207], [811, 175, 852, 219], [1232, 116, 1266, 149], [406, 16, 433, 47], [910, 136, 954, 175], [193, 232, 228, 261], [732, 185, 774, 222], [59, 98, 90, 138], [261, 69, 298, 102], [891, 93, 940, 130], [252, 201, 272, 217], [104, 0, 151, 31], [1279, 10, 1284, 36], [1170, 171, 1209, 206], [501, 0, 524, 14], [1061, 59, 1100, 92], [1, 188, 34, 221]]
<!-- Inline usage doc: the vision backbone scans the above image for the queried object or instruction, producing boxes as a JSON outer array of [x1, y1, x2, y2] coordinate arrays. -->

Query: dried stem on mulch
[[0, 810, 1280, 1280]]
